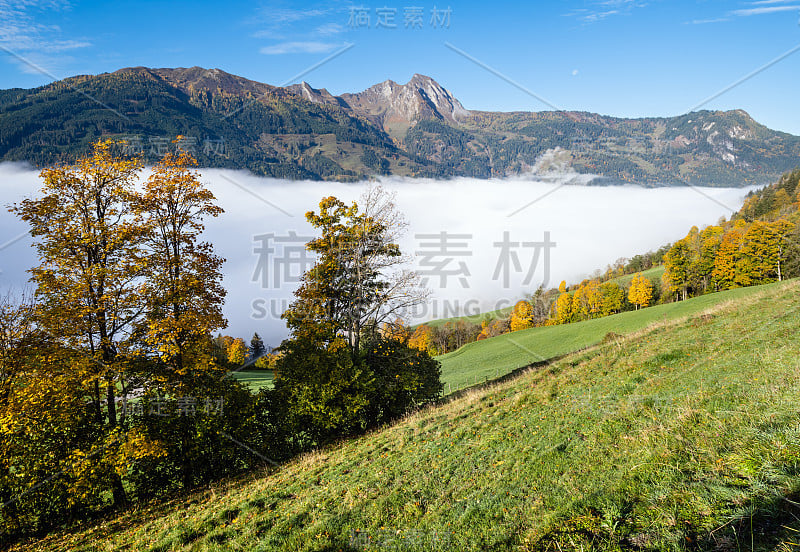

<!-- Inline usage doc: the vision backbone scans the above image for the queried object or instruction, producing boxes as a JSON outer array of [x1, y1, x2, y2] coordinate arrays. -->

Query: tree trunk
[[111, 475, 127, 507], [94, 380, 102, 423], [106, 378, 117, 427], [105, 377, 128, 507]]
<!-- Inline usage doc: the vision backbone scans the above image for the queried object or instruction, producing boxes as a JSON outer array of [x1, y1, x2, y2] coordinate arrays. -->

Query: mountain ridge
[[0, 65, 797, 186]]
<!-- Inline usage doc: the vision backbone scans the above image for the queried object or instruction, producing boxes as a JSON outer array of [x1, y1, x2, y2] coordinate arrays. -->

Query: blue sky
[[1, 0, 799, 133]]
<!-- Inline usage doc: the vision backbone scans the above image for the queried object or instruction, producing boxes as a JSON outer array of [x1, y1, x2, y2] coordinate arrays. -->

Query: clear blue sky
[[1, 0, 799, 133]]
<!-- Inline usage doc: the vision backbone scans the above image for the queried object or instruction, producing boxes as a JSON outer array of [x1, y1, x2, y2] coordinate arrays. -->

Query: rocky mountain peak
[[285, 81, 348, 108], [335, 74, 468, 135]]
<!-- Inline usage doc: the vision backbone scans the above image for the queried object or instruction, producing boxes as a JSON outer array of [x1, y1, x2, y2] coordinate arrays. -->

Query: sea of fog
[[0, 163, 758, 346]]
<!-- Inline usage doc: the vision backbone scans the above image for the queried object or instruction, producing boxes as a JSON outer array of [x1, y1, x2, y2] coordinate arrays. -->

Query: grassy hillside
[[438, 281, 763, 392], [608, 264, 665, 287], [19, 279, 800, 551], [230, 369, 273, 392], [231, 279, 761, 395], [419, 305, 514, 329]]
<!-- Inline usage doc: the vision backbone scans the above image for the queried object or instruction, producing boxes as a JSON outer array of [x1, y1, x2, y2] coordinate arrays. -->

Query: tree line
[[0, 140, 441, 542], [662, 170, 800, 300]]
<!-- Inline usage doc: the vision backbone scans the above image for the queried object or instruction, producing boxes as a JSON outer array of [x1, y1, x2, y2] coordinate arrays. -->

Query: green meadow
[[20, 279, 800, 551], [232, 264, 687, 396], [437, 282, 767, 392]]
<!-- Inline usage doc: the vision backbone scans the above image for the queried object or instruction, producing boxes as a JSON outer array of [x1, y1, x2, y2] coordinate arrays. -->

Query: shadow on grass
[[701, 487, 800, 552]]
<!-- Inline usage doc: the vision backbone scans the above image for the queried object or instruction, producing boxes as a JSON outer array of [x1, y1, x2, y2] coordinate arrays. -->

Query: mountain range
[[1, 66, 798, 186]]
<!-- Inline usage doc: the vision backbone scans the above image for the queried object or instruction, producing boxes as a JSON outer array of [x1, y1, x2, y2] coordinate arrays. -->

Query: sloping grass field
[[438, 283, 768, 392], [18, 279, 800, 551], [230, 369, 273, 392], [233, 272, 751, 396]]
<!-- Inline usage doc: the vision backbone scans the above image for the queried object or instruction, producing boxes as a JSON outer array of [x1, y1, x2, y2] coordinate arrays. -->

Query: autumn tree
[[773, 188, 792, 213], [573, 280, 602, 320], [600, 282, 625, 315], [712, 221, 748, 290], [138, 144, 226, 386], [509, 300, 534, 332], [4, 141, 267, 534], [476, 319, 491, 341], [480, 317, 510, 338], [12, 140, 147, 506], [227, 338, 248, 365], [275, 187, 438, 442], [551, 281, 574, 325], [380, 318, 411, 343], [628, 273, 654, 310], [282, 186, 426, 358], [739, 219, 796, 283], [696, 225, 724, 292], [663, 238, 693, 301], [0, 299, 108, 536], [408, 324, 436, 354]]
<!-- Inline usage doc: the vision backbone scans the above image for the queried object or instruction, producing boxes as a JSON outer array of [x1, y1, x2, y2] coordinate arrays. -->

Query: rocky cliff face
[[338, 74, 468, 134], [282, 73, 469, 136], [285, 82, 350, 109], [140, 68, 468, 133]]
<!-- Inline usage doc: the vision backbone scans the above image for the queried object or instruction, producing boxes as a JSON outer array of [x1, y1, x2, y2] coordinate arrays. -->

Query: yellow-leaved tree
[[509, 300, 534, 332], [628, 273, 654, 310], [408, 324, 436, 355], [11, 140, 152, 506], [573, 280, 602, 320], [138, 142, 226, 388], [226, 338, 248, 365], [551, 280, 573, 325]]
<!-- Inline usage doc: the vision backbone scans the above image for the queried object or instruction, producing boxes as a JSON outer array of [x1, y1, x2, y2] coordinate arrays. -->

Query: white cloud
[[565, 0, 647, 23], [0, 1, 90, 75], [266, 8, 328, 23], [316, 22, 345, 36], [260, 41, 343, 55], [732, 5, 800, 16], [252, 29, 286, 40], [689, 0, 800, 23], [688, 17, 731, 24], [0, 164, 756, 345]]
